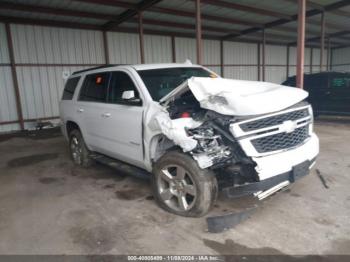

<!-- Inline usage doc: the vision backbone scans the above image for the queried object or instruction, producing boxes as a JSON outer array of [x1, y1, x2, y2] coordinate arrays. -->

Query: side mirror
[[122, 90, 136, 100], [121, 90, 142, 105]]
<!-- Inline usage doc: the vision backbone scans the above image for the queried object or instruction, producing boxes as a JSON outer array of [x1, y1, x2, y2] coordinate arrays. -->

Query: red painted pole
[[195, 0, 202, 65], [296, 0, 306, 89]]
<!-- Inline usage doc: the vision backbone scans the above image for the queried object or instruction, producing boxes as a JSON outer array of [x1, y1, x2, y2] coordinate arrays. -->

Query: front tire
[[152, 151, 218, 217], [69, 129, 93, 167]]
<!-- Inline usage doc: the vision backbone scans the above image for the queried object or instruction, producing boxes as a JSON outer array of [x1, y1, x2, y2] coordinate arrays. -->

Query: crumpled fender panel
[[154, 113, 202, 152]]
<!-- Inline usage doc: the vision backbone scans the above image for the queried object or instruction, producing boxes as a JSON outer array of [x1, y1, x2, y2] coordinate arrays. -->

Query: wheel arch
[[66, 120, 80, 135], [148, 134, 180, 167]]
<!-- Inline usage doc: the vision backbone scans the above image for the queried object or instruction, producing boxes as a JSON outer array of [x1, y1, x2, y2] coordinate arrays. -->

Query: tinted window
[[79, 72, 110, 102], [107, 72, 140, 104], [62, 77, 80, 100], [138, 67, 213, 101]]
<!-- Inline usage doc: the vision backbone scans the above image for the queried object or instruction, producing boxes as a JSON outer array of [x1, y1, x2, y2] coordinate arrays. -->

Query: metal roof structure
[[0, 0, 349, 48]]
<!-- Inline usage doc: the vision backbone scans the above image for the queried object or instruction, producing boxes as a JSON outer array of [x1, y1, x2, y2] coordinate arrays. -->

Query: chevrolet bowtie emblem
[[281, 120, 297, 133]]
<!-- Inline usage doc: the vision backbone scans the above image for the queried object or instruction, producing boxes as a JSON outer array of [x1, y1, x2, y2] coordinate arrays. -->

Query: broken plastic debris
[[154, 113, 202, 152]]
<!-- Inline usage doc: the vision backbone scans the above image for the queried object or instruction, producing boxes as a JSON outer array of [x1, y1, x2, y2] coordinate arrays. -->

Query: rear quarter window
[[62, 77, 81, 100]]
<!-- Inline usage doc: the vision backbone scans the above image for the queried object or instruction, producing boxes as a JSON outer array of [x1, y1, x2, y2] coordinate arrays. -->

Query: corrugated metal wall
[[0, 23, 19, 132], [107, 32, 140, 64], [175, 37, 197, 63], [144, 35, 172, 63], [0, 22, 346, 133], [265, 45, 287, 83], [223, 42, 258, 81]]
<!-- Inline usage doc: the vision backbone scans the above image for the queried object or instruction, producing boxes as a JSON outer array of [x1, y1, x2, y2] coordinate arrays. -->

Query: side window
[[79, 72, 110, 102], [62, 77, 80, 100], [107, 72, 141, 105], [330, 74, 350, 89]]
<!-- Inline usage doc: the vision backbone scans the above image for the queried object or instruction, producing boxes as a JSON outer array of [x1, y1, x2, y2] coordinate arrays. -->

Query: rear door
[[94, 70, 144, 168], [75, 72, 111, 150], [60, 76, 81, 137]]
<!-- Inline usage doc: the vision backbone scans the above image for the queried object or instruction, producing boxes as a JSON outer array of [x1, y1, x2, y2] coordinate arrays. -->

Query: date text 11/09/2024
[[127, 255, 221, 261]]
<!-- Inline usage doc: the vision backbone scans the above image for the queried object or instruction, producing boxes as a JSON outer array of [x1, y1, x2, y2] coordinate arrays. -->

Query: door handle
[[77, 108, 84, 113], [101, 112, 111, 118]]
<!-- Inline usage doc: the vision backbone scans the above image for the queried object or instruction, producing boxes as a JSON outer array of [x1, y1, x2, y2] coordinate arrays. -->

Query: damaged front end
[[149, 77, 319, 200]]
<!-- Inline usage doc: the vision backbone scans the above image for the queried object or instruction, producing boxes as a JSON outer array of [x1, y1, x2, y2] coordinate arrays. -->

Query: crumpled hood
[[161, 77, 309, 116]]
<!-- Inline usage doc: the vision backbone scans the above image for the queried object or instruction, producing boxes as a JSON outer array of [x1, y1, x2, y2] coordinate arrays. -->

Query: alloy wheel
[[157, 164, 197, 212]]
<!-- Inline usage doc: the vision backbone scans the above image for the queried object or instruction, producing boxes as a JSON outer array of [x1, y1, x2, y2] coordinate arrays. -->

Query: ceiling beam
[[149, 6, 262, 27], [73, 0, 136, 9], [197, 0, 292, 20], [0, 2, 116, 21], [222, 0, 350, 40], [332, 44, 350, 50], [284, 0, 350, 18], [288, 30, 350, 45], [103, 0, 162, 30], [307, 19, 349, 31], [75, 0, 262, 27], [0, 15, 101, 30], [128, 18, 239, 34], [0, 15, 295, 46], [0, 1, 260, 28]]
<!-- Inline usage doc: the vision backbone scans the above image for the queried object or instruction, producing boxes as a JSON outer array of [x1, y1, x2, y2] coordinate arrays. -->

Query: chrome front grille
[[239, 108, 309, 132], [251, 125, 309, 153]]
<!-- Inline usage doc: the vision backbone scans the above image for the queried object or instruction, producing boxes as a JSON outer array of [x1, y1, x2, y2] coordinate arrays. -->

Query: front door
[[95, 70, 144, 168]]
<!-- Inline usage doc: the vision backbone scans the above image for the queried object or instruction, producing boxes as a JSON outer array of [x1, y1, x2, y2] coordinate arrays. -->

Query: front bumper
[[222, 133, 319, 199], [223, 157, 316, 199], [253, 133, 319, 180]]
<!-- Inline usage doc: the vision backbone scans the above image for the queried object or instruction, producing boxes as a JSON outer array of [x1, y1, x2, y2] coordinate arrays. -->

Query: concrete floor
[[0, 120, 349, 255]]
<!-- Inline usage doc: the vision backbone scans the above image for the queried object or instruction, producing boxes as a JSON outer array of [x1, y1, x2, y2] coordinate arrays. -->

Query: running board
[[254, 181, 290, 200], [90, 154, 150, 180]]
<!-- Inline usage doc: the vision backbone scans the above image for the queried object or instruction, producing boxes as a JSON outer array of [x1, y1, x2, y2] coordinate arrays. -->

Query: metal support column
[[257, 43, 261, 81], [103, 30, 109, 64], [296, 0, 306, 89], [262, 29, 266, 81], [310, 47, 313, 73], [5, 23, 24, 130], [320, 11, 325, 72], [195, 0, 202, 65], [326, 37, 330, 71], [171, 35, 176, 63], [286, 45, 290, 78], [138, 11, 145, 64], [220, 40, 224, 77], [330, 47, 333, 71]]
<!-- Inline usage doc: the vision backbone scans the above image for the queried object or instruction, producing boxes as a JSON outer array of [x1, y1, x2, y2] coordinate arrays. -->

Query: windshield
[[137, 67, 214, 101]]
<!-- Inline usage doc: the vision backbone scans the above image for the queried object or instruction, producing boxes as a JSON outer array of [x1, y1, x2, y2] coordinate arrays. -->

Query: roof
[[71, 62, 203, 76], [0, 0, 349, 48]]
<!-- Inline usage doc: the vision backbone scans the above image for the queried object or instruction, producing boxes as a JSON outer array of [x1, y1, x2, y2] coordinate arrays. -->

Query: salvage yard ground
[[0, 120, 349, 255]]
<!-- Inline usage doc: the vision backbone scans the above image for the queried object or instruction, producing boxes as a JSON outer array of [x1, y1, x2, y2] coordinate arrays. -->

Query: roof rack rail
[[72, 64, 125, 75]]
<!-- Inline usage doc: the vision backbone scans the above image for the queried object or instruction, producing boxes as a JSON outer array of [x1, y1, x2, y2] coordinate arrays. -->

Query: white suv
[[60, 63, 319, 217]]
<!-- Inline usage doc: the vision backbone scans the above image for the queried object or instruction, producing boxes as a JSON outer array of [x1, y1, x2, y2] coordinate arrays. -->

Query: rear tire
[[152, 151, 218, 217], [69, 129, 93, 167]]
